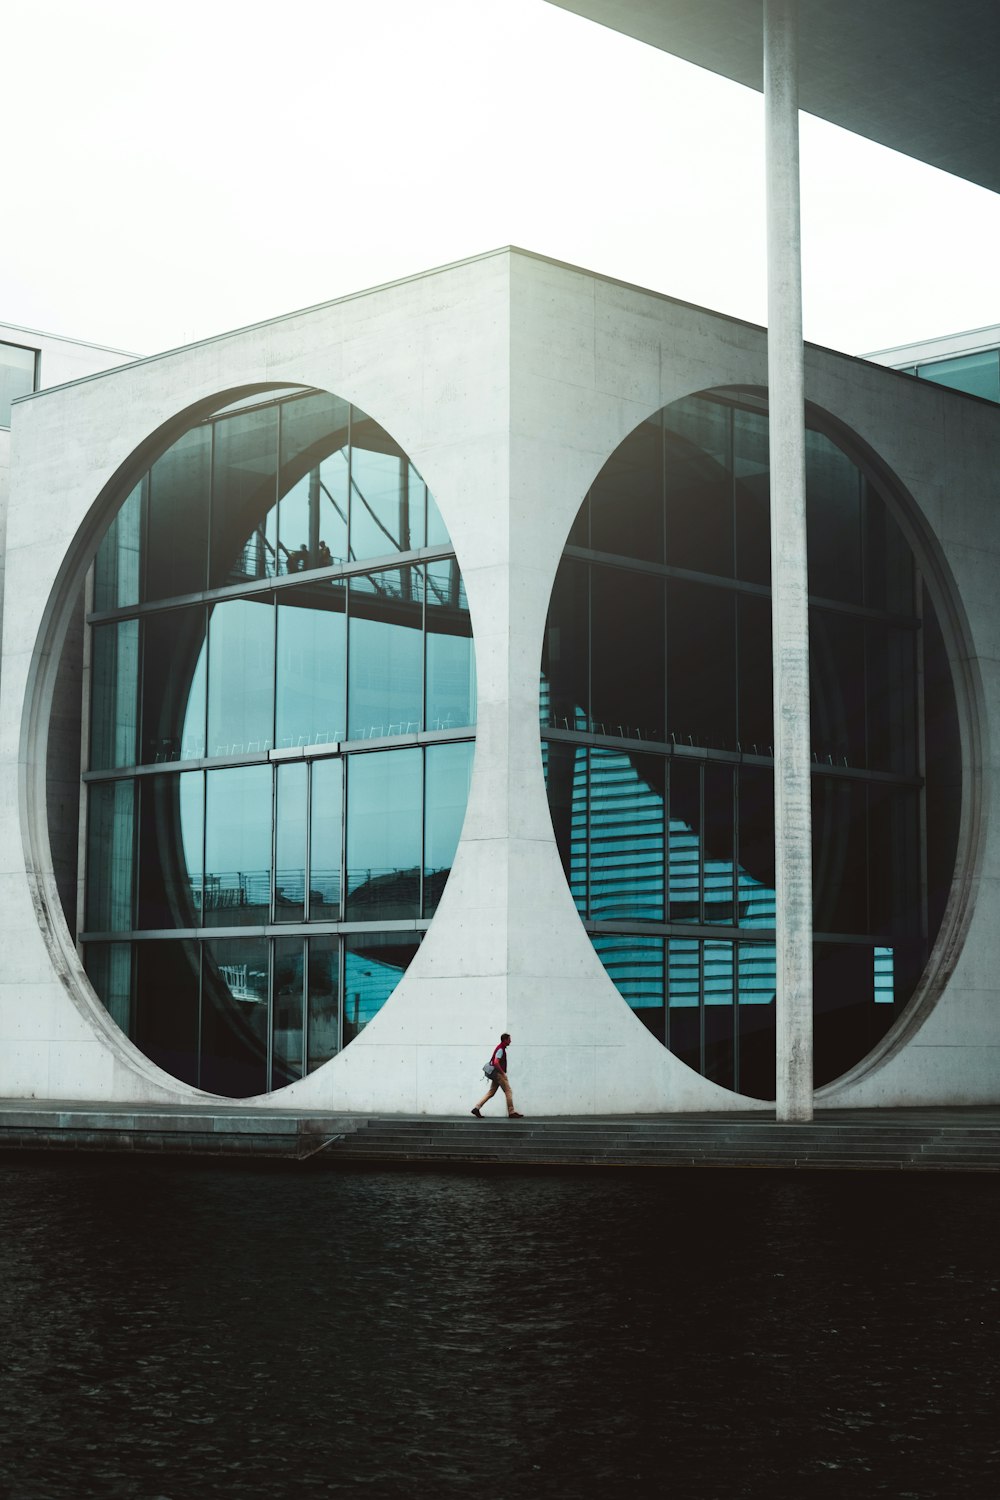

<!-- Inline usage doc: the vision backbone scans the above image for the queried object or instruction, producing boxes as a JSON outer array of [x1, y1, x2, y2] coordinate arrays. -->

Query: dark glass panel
[[200, 936, 269, 1097], [541, 559, 589, 731], [567, 492, 589, 547], [867, 623, 917, 774], [278, 392, 350, 572], [137, 772, 203, 930], [589, 417, 663, 562], [667, 580, 736, 750], [210, 406, 279, 589], [664, 396, 733, 576], [272, 937, 305, 1088], [868, 783, 922, 954], [809, 608, 866, 767], [349, 417, 416, 558], [806, 428, 862, 604], [206, 598, 275, 758], [733, 405, 770, 585], [703, 765, 735, 926], [543, 741, 588, 916], [274, 762, 307, 923], [917, 349, 1000, 402], [204, 765, 272, 927], [591, 565, 664, 742], [347, 567, 423, 740], [424, 741, 474, 917], [307, 934, 340, 1071], [140, 606, 206, 764], [812, 778, 867, 934], [133, 939, 200, 1089], [425, 559, 475, 732], [736, 767, 776, 930], [668, 760, 701, 923], [592, 933, 665, 1043], [310, 757, 343, 922], [667, 937, 700, 1071], [589, 749, 664, 921], [737, 941, 776, 1100], [145, 426, 211, 602], [85, 781, 135, 932], [923, 589, 962, 941], [864, 484, 914, 613], [737, 594, 772, 755], [275, 587, 346, 751], [343, 932, 418, 1044], [703, 939, 735, 1090], [345, 748, 421, 920], [85, 942, 132, 1033], [94, 481, 142, 611], [90, 620, 139, 770], [813, 942, 874, 1088]]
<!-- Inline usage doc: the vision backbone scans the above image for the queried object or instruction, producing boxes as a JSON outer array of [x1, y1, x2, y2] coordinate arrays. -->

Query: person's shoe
[[508, 1112, 524, 1118], [471, 1108, 482, 1118]]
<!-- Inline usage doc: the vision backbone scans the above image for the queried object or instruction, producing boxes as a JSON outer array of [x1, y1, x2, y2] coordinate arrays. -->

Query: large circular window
[[541, 391, 961, 1099], [81, 389, 476, 1096]]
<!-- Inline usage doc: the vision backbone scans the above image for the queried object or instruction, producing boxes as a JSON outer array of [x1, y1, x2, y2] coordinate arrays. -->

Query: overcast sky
[[5, 0, 1000, 359]]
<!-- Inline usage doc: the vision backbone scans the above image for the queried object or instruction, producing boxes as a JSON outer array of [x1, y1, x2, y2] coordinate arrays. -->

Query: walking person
[[471, 1032, 523, 1118]]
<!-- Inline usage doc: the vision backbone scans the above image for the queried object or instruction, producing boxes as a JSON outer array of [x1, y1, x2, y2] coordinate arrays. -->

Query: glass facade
[[83, 390, 475, 1095], [1, 340, 38, 426], [542, 393, 961, 1099], [900, 348, 1000, 404]]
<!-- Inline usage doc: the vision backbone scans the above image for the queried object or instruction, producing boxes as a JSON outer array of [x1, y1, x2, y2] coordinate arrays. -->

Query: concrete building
[[1, 248, 996, 1114]]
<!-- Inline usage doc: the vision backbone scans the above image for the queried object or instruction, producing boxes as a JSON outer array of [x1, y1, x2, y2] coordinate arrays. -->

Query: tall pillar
[[765, 0, 813, 1121]]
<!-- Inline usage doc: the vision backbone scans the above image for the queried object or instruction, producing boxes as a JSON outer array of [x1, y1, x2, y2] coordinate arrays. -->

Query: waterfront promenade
[[2, 1099, 1000, 1171]]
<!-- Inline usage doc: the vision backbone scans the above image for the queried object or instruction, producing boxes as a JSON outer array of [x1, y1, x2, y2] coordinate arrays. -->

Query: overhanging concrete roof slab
[[547, 1, 1000, 195]]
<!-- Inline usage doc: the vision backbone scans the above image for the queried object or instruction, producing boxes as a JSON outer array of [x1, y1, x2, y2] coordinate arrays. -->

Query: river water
[[1, 1156, 998, 1499]]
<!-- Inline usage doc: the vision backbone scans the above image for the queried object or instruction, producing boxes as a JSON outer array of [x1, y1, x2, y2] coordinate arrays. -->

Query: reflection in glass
[[592, 933, 665, 1042], [424, 741, 473, 916], [141, 607, 206, 763], [589, 750, 664, 921], [86, 781, 134, 931], [275, 591, 345, 750], [543, 739, 587, 915], [348, 568, 423, 740], [91, 621, 139, 770], [206, 599, 274, 757], [272, 937, 304, 1087], [307, 935, 340, 1071], [278, 392, 350, 570], [145, 426, 210, 602], [94, 482, 141, 612], [201, 936, 268, 1097], [274, 763, 307, 923], [668, 937, 700, 1073], [137, 772, 203, 929], [85, 943, 131, 1033], [204, 765, 271, 926], [343, 933, 419, 1044], [133, 939, 200, 1089], [346, 749, 421, 919], [704, 939, 735, 1090], [349, 428, 416, 558], [211, 406, 279, 588], [310, 758, 343, 921], [425, 560, 475, 731]]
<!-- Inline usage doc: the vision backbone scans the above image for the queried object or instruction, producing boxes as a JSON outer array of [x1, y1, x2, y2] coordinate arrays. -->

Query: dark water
[[1, 1157, 998, 1500]]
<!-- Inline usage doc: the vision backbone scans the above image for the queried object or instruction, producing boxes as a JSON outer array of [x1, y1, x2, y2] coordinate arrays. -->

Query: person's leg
[[472, 1079, 500, 1113], [498, 1074, 520, 1117]]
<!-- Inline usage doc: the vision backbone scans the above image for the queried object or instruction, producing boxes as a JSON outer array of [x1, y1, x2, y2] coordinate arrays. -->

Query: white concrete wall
[[0, 251, 997, 1112]]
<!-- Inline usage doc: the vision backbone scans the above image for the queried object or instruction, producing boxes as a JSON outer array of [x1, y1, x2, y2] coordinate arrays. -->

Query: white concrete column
[[765, 0, 813, 1121]]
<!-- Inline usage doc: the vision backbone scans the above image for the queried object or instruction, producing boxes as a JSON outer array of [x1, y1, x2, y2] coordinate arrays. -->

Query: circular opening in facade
[[541, 390, 962, 1100], [68, 388, 476, 1097]]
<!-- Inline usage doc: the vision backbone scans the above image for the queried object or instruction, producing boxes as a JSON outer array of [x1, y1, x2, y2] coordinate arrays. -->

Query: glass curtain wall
[[542, 393, 961, 1099], [83, 390, 476, 1096]]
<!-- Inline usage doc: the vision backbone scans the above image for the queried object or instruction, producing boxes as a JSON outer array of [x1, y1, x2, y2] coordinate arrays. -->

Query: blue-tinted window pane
[[592, 932, 665, 1042], [425, 560, 475, 731], [349, 417, 417, 557], [589, 749, 664, 921], [145, 426, 210, 602], [917, 349, 1000, 403], [875, 946, 894, 1003], [737, 767, 775, 930], [346, 748, 421, 920], [274, 762, 307, 923], [206, 598, 275, 758], [85, 942, 132, 1033], [543, 740, 588, 916], [273, 937, 305, 1087], [137, 771, 203, 930], [133, 939, 200, 1089], [94, 482, 142, 611], [424, 741, 473, 916], [275, 591, 345, 751], [307, 934, 340, 1070], [86, 781, 135, 931], [343, 933, 418, 1044], [204, 765, 272, 926], [348, 567, 423, 740], [668, 760, 701, 922], [668, 936, 700, 1072], [201, 936, 268, 1097], [310, 757, 343, 922], [278, 392, 350, 572], [91, 620, 139, 770], [0, 341, 36, 426], [140, 606, 206, 764], [703, 765, 735, 926], [210, 406, 279, 589]]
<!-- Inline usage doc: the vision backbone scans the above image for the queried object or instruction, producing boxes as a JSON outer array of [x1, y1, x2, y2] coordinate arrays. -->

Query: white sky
[[4, 0, 1000, 358]]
